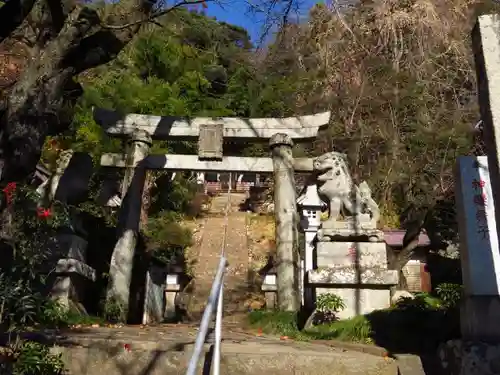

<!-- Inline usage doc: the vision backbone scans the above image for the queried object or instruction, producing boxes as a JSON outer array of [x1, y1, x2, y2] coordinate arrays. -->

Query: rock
[[391, 290, 414, 304]]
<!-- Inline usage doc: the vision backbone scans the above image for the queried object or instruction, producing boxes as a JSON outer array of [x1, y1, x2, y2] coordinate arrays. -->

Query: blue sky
[[204, 0, 323, 43]]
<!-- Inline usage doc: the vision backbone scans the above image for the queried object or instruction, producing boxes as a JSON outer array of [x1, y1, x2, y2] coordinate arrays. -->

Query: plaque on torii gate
[[198, 123, 224, 160], [93, 107, 331, 316]]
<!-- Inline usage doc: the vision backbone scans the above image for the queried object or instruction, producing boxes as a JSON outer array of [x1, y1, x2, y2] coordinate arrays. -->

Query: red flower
[[36, 207, 52, 219], [123, 344, 131, 352], [4, 182, 16, 192], [2, 182, 17, 205]]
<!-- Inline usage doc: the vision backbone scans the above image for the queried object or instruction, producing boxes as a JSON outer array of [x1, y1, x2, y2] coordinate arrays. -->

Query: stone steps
[[53, 337, 399, 375]]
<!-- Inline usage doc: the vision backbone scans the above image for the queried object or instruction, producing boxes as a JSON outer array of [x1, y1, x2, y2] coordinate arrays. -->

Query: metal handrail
[[186, 175, 232, 375], [185, 256, 227, 375]]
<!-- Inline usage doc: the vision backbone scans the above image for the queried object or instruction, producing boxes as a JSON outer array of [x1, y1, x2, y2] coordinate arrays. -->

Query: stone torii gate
[[93, 107, 331, 318]]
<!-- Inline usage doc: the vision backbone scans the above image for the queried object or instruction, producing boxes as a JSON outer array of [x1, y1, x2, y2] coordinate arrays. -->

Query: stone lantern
[[297, 183, 325, 272], [297, 183, 325, 308]]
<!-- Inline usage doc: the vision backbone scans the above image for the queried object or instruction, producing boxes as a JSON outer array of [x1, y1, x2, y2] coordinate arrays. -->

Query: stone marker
[[455, 156, 500, 340], [473, 14, 500, 243]]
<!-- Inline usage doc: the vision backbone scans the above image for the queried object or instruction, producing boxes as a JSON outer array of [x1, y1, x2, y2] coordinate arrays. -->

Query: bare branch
[[245, 0, 302, 47]]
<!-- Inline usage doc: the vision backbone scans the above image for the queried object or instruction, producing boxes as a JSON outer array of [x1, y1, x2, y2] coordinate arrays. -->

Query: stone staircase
[[187, 193, 250, 321]]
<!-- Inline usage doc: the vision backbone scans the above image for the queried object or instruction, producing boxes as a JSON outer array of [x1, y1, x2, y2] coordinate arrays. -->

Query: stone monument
[[307, 151, 398, 319]]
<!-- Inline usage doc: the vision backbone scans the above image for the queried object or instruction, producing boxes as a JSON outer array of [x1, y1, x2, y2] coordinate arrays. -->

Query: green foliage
[[308, 315, 374, 344], [3, 340, 65, 375], [0, 185, 71, 330], [316, 293, 346, 313], [144, 211, 193, 265], [0, 184, 102, 374], [247, 311, 306, 339], [247, 286, 462, 351], [435, 283, 463, 309], [313, 293, 346, 325], [394, 293, 441, 310], [102, 296, 126, 323], [39, 300, 105, 327]]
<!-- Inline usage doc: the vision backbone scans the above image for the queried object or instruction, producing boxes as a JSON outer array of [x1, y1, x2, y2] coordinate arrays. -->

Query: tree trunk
[[386, 229, 422, 290]]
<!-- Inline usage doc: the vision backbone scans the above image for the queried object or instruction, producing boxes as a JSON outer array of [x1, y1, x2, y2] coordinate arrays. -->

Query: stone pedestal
[[308, 241, 397, 319]]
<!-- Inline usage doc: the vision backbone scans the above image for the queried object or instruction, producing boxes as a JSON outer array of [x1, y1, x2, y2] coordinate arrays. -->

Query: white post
[[455, 156, 500, 341]]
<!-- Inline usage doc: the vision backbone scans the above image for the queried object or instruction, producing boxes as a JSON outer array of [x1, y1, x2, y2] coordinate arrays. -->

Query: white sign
[[456, 156, 500, 295]]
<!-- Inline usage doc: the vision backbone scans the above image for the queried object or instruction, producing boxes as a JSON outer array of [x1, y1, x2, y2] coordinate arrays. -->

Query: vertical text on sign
[[471, 169, 488, 239], [456, 156, 500, 295]]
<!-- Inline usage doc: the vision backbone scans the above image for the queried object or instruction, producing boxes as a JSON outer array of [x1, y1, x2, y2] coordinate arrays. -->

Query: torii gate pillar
[[270, 133, 300, 312]]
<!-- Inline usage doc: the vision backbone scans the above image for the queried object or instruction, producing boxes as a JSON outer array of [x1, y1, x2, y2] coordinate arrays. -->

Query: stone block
[[316, 242, 388, 269], [316, 287, 391, 319], [308, 267, 398, 285]]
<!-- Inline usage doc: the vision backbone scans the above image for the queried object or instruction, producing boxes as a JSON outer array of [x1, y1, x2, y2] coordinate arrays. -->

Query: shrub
[[1, 340, 65, 375], [0, 184, 71, 373], [185, 192, 209, 218], [313, 293, 346, 325], [308, 315, 373, 343], [435, 283, 463, 308], [144, 211, 193, 265], [0, 185, 71, 330]]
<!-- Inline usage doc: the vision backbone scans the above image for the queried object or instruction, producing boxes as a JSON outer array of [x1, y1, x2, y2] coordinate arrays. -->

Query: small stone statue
[[358, 181, 380, 228], [313, 151, 383, 241]]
